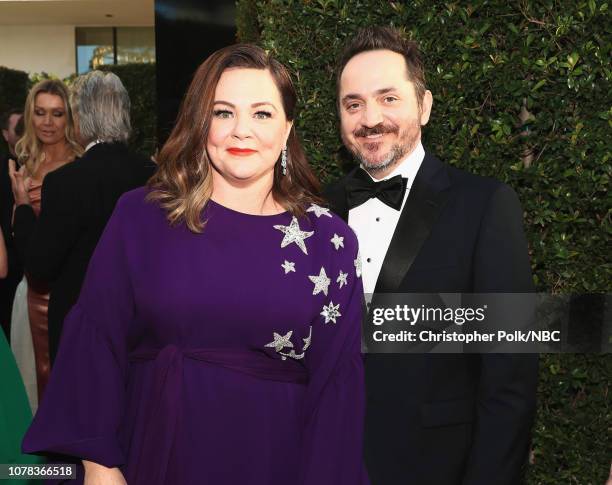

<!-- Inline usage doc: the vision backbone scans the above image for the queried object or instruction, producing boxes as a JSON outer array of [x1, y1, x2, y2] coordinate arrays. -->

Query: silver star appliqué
[[265, 331, 294, 352], [281, 260, 296, 274], [337, 270, 348, 289], [302, 326, 312, 351], [330, 233, 344, 250], [354, 250, 363, 278], [321, 301, 341, 324], [308, 267, 331, 296], [307, 203, 332, 218], [273, 217, 314, 255]]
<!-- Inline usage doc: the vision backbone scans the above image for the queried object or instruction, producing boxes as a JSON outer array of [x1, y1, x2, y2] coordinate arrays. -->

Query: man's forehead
[[340, 49, 409, 95]]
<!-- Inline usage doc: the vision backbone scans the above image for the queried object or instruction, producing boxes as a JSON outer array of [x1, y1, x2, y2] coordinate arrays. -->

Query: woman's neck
[[211, 172, 284, 216], [43, 140, 71, 164]]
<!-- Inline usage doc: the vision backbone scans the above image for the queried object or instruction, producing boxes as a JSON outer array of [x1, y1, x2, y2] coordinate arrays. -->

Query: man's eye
[[254, 111, 272, 119], [213, 109, 233, 119], [384, 96, 398, 103], [346, 103, 360, 111]]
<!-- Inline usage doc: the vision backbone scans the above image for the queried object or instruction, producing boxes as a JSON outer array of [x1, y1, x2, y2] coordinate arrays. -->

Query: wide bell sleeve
[[22, 196, 134, 468], [299, 226, 369, 484]]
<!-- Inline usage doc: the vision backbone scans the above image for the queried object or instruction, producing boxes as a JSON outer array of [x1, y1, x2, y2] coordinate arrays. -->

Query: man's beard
[[346, 119, 421, 174]]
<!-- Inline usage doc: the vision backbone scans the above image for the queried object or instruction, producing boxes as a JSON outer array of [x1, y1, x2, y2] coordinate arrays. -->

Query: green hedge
[[0, 66, 29, 158], [238, 1, 611, 483], [98, 63, 157, 157]]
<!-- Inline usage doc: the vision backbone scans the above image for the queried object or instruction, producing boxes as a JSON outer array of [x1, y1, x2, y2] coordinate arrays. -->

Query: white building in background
[[0, 0, 154, 79]]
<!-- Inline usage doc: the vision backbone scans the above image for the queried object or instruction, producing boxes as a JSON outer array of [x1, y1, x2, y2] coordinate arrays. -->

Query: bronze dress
[[25, 180, 50, 399]]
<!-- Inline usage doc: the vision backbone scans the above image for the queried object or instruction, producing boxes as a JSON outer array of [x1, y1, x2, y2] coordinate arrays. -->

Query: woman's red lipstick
[[227, 148, 257, 156]]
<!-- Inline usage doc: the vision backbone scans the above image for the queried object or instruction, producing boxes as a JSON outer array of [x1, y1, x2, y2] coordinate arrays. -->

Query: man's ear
[[420, 90, 433, 126]]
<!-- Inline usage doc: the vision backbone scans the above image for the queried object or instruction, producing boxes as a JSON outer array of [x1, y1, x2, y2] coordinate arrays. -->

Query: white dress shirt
[[348, 142, 425, 294]]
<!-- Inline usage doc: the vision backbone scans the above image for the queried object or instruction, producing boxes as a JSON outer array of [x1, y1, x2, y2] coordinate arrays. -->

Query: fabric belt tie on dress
[[128, 345, 308, 485]]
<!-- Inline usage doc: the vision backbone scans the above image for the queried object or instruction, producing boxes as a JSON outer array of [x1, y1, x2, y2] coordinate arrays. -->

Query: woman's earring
[[281, 147, 287, 176]]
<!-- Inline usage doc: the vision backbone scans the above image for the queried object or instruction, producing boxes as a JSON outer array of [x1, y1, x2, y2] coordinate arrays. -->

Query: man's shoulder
[[430, 153, 514, 201], [46, 144, 153, 185], [84, 143, 152, 170], [42, 158, 82, 190]]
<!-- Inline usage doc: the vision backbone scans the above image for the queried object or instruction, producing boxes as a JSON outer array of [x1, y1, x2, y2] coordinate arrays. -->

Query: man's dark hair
[[336, 26, 427, 108], [1, 108, 23, 131]]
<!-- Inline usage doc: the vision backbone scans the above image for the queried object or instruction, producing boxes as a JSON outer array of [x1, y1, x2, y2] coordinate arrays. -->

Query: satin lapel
[[374, 153, 451, 293]]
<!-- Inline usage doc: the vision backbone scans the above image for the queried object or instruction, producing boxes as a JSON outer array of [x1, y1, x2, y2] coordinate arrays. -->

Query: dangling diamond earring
[[281, 147, 287, 176]]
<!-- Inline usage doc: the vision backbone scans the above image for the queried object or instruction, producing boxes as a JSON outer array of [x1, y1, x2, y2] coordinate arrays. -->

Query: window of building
[[76, 27, 155, 74]]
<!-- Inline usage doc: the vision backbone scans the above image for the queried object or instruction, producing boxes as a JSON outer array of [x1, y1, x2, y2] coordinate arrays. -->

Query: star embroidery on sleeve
[[330, 233, 344, 250], [321, 301, 341, 324], [265, 331, 294, 352], [308, 267, 331, 296], [306, 203, 332, 218], [302, 326, 312, 351], [281, 260, 296, 274], [337, 270, 348, 289], [354, 250, 363, 278], [273, 217, 314, 255]]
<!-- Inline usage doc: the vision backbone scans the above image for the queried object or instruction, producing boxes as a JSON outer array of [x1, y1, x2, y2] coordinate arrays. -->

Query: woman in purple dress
[[23, 44, 368, 484]]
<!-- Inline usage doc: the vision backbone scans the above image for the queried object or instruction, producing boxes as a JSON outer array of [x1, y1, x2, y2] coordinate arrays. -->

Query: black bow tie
[[346, 171, 408, 211]]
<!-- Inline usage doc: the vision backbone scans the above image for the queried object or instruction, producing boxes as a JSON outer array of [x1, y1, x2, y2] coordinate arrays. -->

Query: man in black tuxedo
[[1, 109, 24, 339], [11, 70, 155, 362], [325, 27, 538, 484]]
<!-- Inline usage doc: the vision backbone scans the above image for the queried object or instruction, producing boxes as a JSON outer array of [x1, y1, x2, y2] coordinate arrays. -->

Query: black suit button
[[366, 258, 372, 263], [375, 217, 380, 222]]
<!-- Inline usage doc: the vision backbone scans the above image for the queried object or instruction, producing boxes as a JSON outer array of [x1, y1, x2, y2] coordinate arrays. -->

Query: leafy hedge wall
[[237, 1, 611, 483]]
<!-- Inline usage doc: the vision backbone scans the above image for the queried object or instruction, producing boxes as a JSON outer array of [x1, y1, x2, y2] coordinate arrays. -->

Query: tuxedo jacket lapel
[[374, 153, 451, 293]]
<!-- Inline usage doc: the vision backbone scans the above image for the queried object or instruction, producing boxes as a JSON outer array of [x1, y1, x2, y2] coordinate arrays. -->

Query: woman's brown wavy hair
[[147, 44, 322, 232]]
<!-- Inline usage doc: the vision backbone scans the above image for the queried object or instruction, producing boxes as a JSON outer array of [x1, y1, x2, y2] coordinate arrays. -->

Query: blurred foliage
[[238, 0, 612, 483]]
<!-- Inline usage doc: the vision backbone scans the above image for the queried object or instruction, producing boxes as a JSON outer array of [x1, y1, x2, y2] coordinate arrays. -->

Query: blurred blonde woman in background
[[8, 79, 82, 409]]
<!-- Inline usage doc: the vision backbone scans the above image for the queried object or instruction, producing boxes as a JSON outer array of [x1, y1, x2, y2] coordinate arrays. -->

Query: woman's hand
[[8, 159, 31, 206], [83, 460, 127, 485]]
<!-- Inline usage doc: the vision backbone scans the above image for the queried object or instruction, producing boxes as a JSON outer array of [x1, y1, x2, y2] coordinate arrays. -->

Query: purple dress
[[22, 188, 368, 484]]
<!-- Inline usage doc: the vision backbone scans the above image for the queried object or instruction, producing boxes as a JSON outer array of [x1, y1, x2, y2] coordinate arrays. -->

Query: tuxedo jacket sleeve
[[463, 183, 538, 485], [13, 169, 79, 288]]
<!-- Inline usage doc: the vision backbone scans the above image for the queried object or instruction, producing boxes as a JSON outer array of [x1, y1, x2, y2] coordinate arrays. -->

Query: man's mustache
[[354, 123, 399, 138]]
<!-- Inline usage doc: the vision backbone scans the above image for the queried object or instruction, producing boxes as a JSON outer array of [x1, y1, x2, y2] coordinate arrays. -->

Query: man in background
[[0, 109, 24, 338], [10, 71, 155, 361]]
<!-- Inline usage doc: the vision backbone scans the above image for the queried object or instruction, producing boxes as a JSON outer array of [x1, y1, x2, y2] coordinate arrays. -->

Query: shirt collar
[[85, 139, 104, 152], [362, 141, 425, 187]]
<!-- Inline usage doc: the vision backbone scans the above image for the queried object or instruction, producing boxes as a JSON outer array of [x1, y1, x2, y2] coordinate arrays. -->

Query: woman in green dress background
[[0, 237, 42, 484]]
